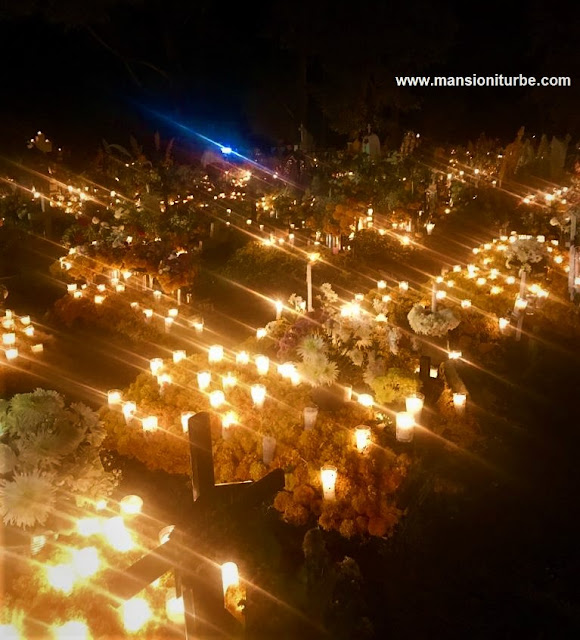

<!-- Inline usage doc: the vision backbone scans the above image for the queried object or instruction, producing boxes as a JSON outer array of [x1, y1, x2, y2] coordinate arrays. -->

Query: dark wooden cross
[[107, 411, 285, 639]]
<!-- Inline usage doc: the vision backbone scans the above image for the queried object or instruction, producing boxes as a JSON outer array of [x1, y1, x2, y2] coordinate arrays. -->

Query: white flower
[[298, 335, 326, 359], [0, 471, 56, 528], [505, 238, 546, 269], [320, 283, 339, 303], [287, 293, 306, 313], [407, 304, 460, 337]]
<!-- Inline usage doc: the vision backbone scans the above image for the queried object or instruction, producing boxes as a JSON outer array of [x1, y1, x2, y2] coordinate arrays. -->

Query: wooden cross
[[107, 411, 285, 639]]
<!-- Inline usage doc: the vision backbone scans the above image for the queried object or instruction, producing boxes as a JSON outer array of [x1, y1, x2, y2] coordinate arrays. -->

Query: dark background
[[0, 0, 578, 159]]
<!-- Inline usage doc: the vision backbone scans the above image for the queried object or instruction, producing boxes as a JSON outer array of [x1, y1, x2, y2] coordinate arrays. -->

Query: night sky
[[0, 0, 578, 159]]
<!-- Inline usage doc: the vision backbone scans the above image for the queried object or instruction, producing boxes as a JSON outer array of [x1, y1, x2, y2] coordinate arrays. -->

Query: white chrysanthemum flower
[[0, 443, 17, 474], [298, 335, 326, 359], [0, 471, 56, 528]]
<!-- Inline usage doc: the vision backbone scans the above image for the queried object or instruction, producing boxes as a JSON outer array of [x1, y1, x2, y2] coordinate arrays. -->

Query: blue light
[[220, 146, 233, 155]]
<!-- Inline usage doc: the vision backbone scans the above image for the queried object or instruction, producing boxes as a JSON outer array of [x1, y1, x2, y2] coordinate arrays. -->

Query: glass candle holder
[[303, 406, 319, 430], [320, 465, 337, 500], [354, 426, 372, 452], [396, 411, 415, 442]]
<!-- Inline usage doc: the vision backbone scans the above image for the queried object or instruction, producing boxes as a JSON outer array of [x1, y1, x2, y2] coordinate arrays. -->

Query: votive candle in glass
[[320, 465, 337, 500], [396, 412, 415, 442]]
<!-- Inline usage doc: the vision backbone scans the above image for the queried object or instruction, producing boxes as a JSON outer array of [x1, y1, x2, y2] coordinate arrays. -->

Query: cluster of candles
[[1, 310, 43, 360], [19, 486, 242, 637]]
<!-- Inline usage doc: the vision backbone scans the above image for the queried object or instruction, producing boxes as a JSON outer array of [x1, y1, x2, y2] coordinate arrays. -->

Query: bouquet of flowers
[[0, 390, 119, 531], [505, 236, 546, 271], [407, 304, 460, 337]]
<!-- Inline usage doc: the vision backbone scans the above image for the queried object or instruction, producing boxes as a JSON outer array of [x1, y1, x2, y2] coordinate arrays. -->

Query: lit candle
[[256, 327, 267, 339], [142, 415, 158, 431], [221, 562, 240, 596], [405, 392, 424, 420], [357, 393, 374, 408], [172, 350, 186, 364], [320, 465, 337, 500], [31, 344, 43, 354], [236, 351, 250, 365], [221, 411, 238, 438], [77, 517, 102, 537], [399, 281, 409, 291], [97, 284, 106, 292], [94, 295, 105, 304], [255, 354, 270, 375], [120, 494, 143, 515], [67, 283, 77, 294], [158, 373, 172, 390], [143, 308, 153, 320], [153, 290, 162, 299], [222, 372, 237, 389], [354, 426, 372, 452], [453, 392, 467, 415], [251, 384, 266, 407], [121, 598, 151, 632], [208, 344, 224, 363], [2, 333, 16, 346], [192, 318, 204, 333], [52, 621, 90, 640], [122, 401, 136, 423], [71, 547, 100, 578], [23, 326, 34, 337], [164, 317, 174, 332], [150, 357, 164, 375], [426, 222, 435, 235], [166, 590, 185, 624], [115, 283, 126, 293], [0, 625, 20, 640], [209, 390, 226, 408], [46, 564, 75, 594], [396, 412, 415, 442], [460, 299, 472, 309], [5, 347, 18, 360], [498, 317, 510, 332], [197, 371, 211, 390], [377, 280, 387, 289], [448, 350, 462, 360], [181, 412, 195, 432], [73, 290, 83, 299], [303, 406, 319, 430], [168, 308, 178, 318], [430, 366, 438, 378], [107, 389, 122, 406], [275, 300, 283, 320]]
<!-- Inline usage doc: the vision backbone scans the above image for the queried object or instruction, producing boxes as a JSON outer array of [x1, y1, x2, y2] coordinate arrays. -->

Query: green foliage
[[222, 241, 305, 294]]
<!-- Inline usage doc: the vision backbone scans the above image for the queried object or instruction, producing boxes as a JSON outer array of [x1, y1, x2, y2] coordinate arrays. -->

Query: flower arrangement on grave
[[100, 341, 411, 538], [0, 390, 119, 533], [504, 236, 547, 272], [407, 304, 460, 337]]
